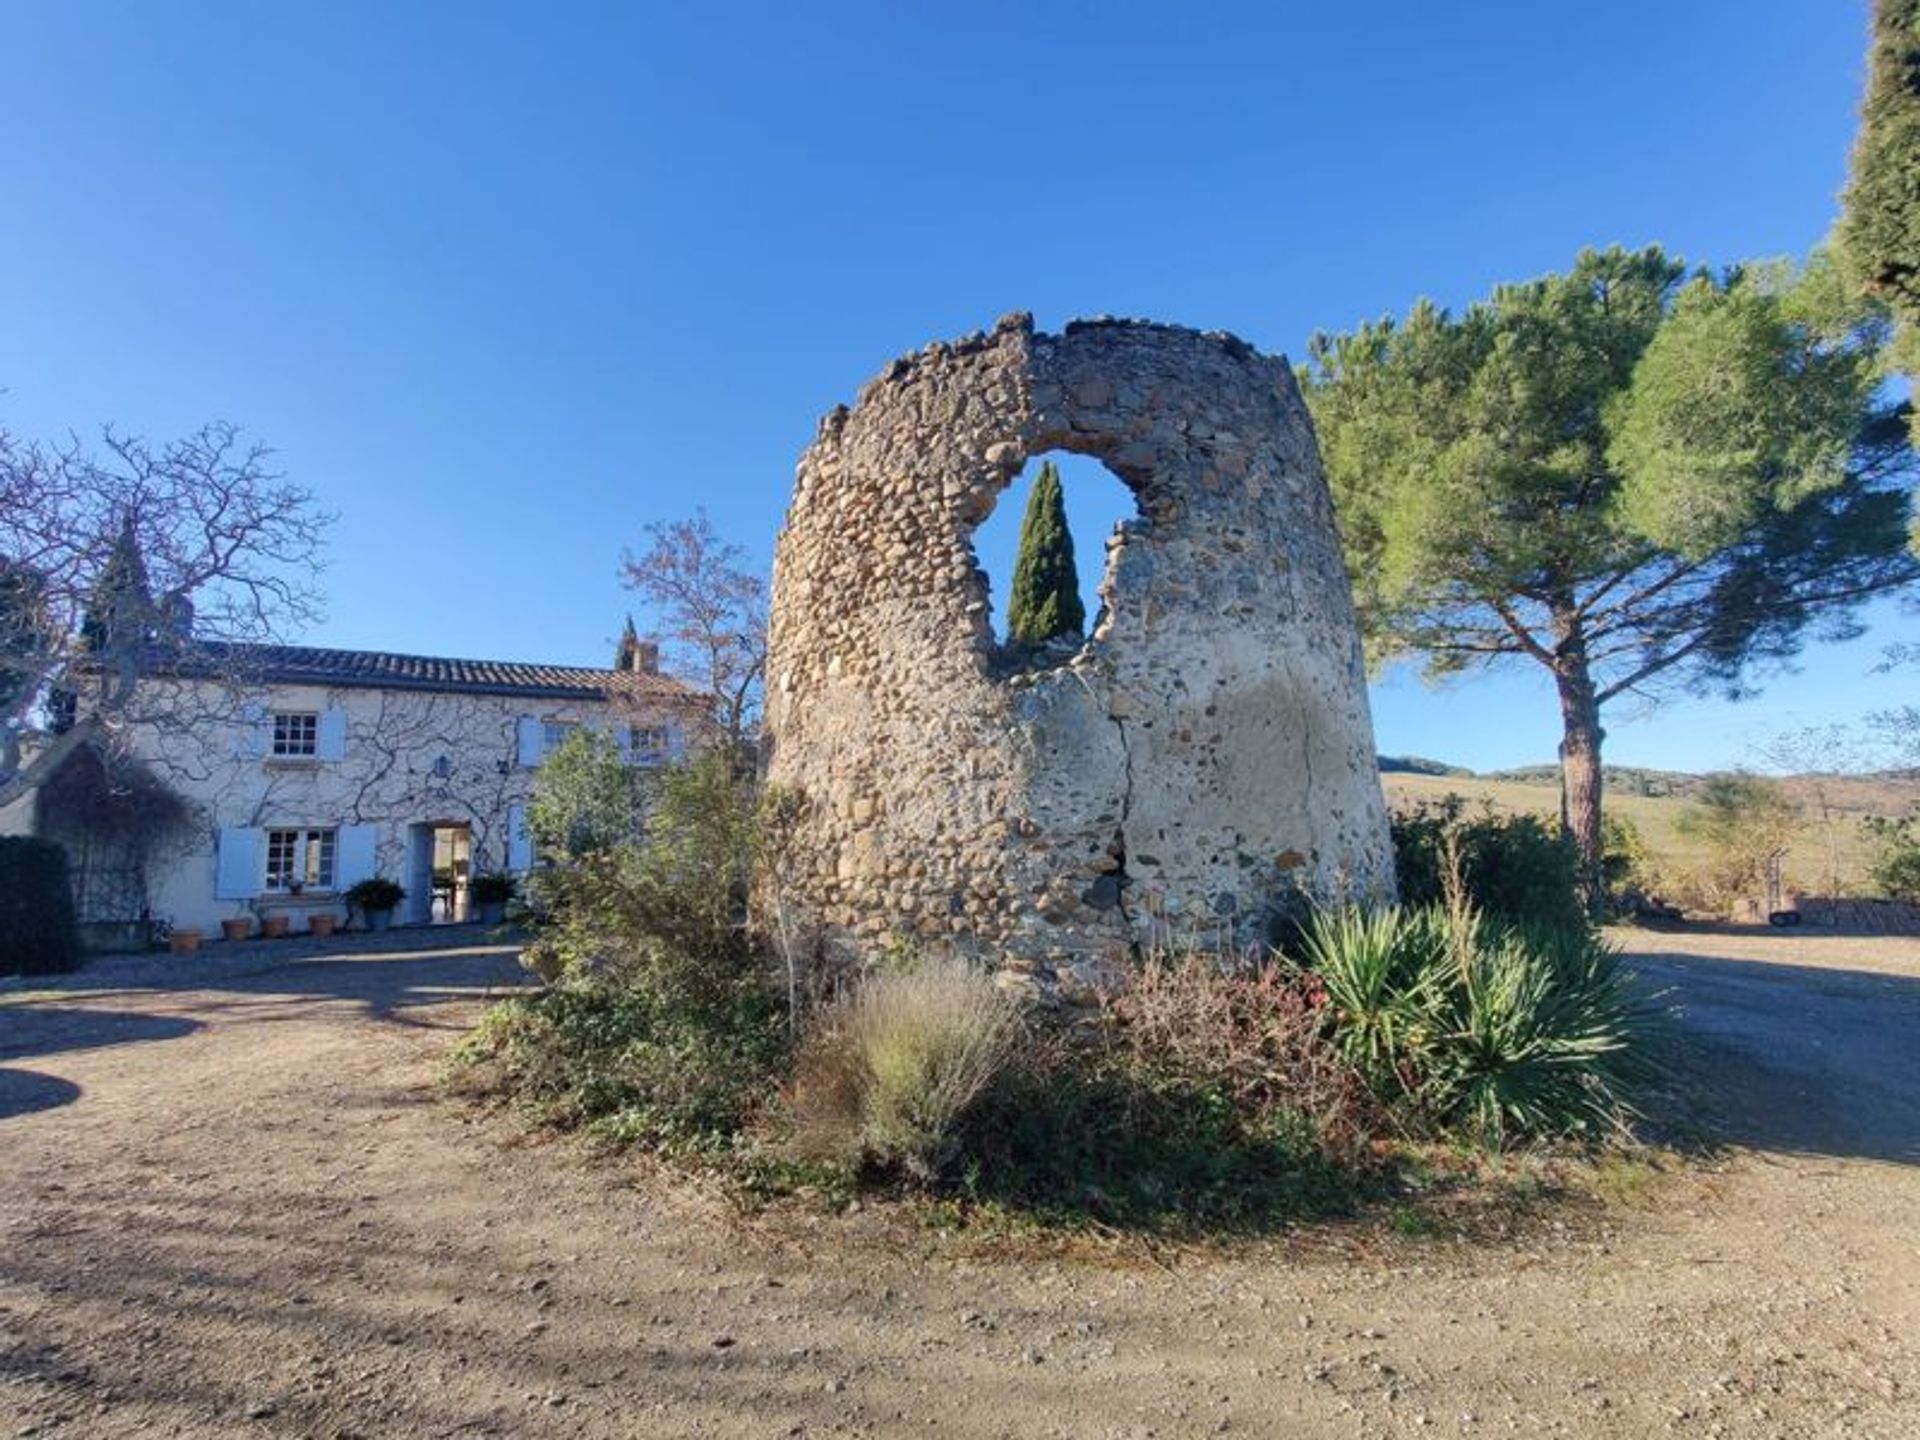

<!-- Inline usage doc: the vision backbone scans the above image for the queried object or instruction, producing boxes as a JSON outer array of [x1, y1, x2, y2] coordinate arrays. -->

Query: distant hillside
[[1475, 764, 1920, 811], [1381, 766, 1920, 897], [1376, 754, 1474, 777], [1481, 764, 1705, 799]]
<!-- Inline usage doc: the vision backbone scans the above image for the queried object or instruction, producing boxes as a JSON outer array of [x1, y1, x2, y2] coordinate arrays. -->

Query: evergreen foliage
[[1303, 246, 1917, 909], [0, 561, 48, 714], [1005, 461, 1085, 646], [79, 515, 156, 656], [0, 836, 80, 976], [1841, 2, 1920, 451], [1842, 1, 1920, 324]]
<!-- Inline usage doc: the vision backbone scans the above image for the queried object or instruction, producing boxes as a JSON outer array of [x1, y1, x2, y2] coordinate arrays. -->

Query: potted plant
[[169, 924, 204, 955], [346, 877, 406, 932], [307, 911, 339, 939], [259, 912, 291, 939], [469, 871, 516, 925], [220, 910, 254, 943]]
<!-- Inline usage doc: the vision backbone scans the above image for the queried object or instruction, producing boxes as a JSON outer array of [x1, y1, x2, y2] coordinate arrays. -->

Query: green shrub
[[452, 749, 783, 1154], [344, 876, 405, 911], [524, 751, 759, 985], [453, 977, 782, 1149], [469, 871, 516, 905], [790, 954, 1023, 1181], [1297, 903, 1653, 1146], [526, 727, 649, 860], [1675, 772, 1801, 910], [1390, 798, 1586, 933], [947, 952, 1372, 1230], [1600, 813, 1651, 902], [1863, 816, 1920, 903], [0, 836, 80, 976]]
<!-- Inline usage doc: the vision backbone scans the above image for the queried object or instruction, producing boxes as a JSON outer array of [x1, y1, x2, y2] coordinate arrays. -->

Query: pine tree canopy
[[1005, 460, 1085, 647], [1302, 244, 1918, 906]]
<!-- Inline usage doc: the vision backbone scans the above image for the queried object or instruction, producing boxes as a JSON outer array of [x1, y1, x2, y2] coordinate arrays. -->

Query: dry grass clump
[[789, 955, 1024, 1180]]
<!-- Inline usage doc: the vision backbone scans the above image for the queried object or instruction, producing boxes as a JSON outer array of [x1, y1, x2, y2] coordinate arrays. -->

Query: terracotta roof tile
[[180, 641, 701, 704]]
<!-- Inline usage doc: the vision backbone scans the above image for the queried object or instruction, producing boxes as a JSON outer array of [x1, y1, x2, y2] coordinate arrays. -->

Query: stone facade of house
[[7, 644, 704, 941], [763, 313, 1394, 994]]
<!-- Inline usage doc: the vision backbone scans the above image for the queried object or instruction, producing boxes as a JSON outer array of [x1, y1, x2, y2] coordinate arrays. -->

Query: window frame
[[264, 826, 337, 892], [270, 711, 320, 759], [624, 724, 673, 764]]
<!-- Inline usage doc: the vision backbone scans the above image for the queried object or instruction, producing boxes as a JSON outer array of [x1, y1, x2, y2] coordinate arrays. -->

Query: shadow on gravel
[[1629, 950, 1920, 1166], [0, 1068, 82, 1119], [199, 948, 532, 1029], [0, 1008, 203, 1064]]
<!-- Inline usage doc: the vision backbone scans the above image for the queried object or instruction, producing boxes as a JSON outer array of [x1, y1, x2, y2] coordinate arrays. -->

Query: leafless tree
[[618, 509, 766, 755], [0, 421, 331, 809]]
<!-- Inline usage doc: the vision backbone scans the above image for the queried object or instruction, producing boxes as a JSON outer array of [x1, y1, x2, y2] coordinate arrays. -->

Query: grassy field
[[1380, 769, 1917, 899]]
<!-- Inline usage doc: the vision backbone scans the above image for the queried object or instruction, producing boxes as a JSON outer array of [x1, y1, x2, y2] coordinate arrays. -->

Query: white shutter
[[336, 825, 378, 890], [215, 827, 262, 899], [316, 707, 348, 761], [666, 724, 686, 761], [506, 804, 533, 871], [516, 716, 544, 769]]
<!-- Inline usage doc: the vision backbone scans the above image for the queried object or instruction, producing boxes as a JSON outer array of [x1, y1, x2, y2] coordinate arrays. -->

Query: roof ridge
[[167, 639, 701, 702], [206, 638, 628, 676]]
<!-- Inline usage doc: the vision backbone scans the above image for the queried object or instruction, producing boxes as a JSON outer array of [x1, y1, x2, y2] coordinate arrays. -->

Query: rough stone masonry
[[763, 312, 1393, 995]]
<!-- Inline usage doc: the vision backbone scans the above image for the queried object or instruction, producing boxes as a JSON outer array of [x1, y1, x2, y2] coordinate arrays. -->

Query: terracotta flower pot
[[307, 912, 338, 939], [259, 914, 291, 939], [221, 917, 253, 942], [169, 928, 204, 955]]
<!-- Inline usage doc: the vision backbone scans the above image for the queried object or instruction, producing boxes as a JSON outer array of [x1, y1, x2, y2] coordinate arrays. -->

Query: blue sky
[[1, 1, 1906, 772]]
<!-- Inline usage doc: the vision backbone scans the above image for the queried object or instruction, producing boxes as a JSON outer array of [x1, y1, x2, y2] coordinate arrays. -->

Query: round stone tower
[[763, 312, 1393, 995]]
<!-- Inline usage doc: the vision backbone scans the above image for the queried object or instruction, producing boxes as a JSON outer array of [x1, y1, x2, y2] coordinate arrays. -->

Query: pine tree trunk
[[1555, 669, 1606, 920]]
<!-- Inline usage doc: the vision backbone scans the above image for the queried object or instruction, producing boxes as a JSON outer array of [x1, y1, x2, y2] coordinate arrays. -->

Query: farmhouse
[[5, 636, 706, 945]]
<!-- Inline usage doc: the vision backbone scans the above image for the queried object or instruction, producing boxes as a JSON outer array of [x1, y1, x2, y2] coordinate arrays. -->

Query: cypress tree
[[80, 514, 156, 656], [1841, 2, 1920, 446], [1842, 1, 1920, 322], [1005, 460, 1085, 646]]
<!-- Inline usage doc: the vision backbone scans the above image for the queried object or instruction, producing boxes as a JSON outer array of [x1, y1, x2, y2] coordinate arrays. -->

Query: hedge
[[0, 836, 80, 976]]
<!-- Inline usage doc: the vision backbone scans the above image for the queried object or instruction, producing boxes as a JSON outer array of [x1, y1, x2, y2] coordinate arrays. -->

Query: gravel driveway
[[2, 926, 1915, 1438]]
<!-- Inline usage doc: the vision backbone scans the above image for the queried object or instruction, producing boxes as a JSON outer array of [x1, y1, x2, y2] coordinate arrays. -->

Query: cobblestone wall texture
[[764, 312, 1393, 994]]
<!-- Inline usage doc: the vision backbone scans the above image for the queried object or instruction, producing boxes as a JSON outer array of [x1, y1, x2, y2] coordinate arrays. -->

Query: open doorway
[[405, 821, 472, 925]]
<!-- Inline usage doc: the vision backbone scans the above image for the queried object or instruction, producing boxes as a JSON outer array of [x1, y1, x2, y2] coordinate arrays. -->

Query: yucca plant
[[1296, 904, 1450, 1097], [1299, 902, 1658, 1147], [1434, 922, 1653, 1145]]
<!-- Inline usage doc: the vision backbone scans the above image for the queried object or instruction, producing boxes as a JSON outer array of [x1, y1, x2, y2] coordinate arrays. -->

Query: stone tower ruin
[[763, 312, 1393, 995]]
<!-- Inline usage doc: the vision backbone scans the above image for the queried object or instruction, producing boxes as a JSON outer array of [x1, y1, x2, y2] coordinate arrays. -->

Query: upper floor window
[[625, 725, 672, 762], [541, 720, 578, 752], [265, 827, 335, 890], [272, 711, 319, 758]]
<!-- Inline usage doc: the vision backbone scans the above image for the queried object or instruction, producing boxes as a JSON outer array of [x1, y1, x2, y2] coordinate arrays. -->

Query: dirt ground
[[2, 924, 1916, 1439]]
